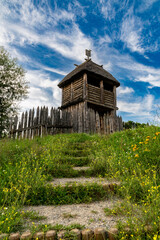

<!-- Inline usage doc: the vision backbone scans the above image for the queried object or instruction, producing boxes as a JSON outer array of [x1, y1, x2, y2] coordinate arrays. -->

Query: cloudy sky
[[1, 0, 160, 123]]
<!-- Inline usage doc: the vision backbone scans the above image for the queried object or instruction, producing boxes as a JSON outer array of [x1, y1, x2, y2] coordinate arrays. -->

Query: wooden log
[[36, 106, 40, 137], [31, 108, 34, 139], [20, 112, 24, 138], [24, 111, 28, 138], [13, 115, 18, 139], [83, 73, 88, 100]]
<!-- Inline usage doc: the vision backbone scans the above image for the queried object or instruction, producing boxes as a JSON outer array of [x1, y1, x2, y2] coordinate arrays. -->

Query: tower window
[[88, 77, 100, 88], [103, 82, 113, 92]]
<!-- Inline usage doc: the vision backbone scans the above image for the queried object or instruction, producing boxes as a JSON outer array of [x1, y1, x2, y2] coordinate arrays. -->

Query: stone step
[[26, 178, 120, 205], [62, 149, 90, 157], [72, 166, 91, 171], [24, 198, 122, 230], [49, 177, 120, 189], [59, 156, 90, 166], [67, 142, 91, 150]]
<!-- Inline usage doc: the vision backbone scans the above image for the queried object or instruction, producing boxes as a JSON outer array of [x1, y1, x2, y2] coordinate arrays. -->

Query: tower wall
[[63, 102, 121, 134]]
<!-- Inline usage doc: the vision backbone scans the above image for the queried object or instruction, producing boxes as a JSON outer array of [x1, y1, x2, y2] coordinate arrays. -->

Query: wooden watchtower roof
[[58, 59, 120, 88]]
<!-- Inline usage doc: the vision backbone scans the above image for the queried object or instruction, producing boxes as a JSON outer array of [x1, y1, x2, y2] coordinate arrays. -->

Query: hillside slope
[[0, 126, 160, 239]]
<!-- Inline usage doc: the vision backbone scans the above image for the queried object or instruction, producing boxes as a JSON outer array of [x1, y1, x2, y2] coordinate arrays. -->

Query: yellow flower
[[153, 235, 157, 240], [135, 154, 139, 158], [155, 132, 160, 136]]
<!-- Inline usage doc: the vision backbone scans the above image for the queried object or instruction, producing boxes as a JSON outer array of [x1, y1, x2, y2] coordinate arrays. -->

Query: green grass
[[25, 183, 113, 205], [1, 127, 160, 239]]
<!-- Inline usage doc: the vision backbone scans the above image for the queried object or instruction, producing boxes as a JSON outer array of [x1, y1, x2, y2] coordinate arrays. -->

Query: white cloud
[[137, 0, 159, 12], [20, 70, 61, 112], [120, 11, 144, 54], [117, 87, 134, 95], [103, 61, 112, 72], [41, 66, 67, 76], [99, 0, 116, 20], [0, 0, 95, 62], [99, 35, 112, 45], [118, 94, 154, 116], [136, 74, 160, 88]]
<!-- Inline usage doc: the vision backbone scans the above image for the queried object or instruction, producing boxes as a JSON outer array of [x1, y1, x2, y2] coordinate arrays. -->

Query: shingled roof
[[58, 59, 120, 87]]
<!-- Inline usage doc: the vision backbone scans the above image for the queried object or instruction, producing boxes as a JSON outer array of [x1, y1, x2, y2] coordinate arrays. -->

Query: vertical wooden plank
[[31, 108, 34, 139], [100, 80, 104, 104], [39, 107, 43, 137], [104, 114, 107, 135], [79, 103, 82, 133], [83, 73, 88, 100], [45, 107, 48, 135], [36, 106, 40, 137], [113, 86, 116, 108], [42, 106, 45, 136], [50, 107, 54, 135], [21, 112, 24, 139], [85, 102, 89, 133], [71, 82, 73, 101], [28, 109, 32, 139], [24, 111, 28, 139], [96, 111, 100, 134], [13, 115, 18, 139], [53, 108, 56, 134]]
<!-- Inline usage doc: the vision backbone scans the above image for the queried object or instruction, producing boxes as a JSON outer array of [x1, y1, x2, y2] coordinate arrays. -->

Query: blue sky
[[1, 0, 160, 123]]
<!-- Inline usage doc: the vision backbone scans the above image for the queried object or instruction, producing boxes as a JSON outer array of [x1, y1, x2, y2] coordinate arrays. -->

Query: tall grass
[[1, 127, 160, 238], [91, 126, 160, 238]]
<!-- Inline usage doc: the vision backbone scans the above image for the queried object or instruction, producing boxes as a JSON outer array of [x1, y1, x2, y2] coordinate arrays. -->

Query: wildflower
[[153, 235, 157, 240], [135, 154, 139, 158], [155, 132, 160, 136]]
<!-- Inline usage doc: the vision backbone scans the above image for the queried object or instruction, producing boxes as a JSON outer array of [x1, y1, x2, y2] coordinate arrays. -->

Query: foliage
[[0, 47, 28, 137], [123, 120, 149, 129]]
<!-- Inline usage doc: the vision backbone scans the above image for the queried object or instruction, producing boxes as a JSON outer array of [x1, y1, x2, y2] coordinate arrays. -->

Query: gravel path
[[24, 198, 124, 229], [49, 177, 120, 186]]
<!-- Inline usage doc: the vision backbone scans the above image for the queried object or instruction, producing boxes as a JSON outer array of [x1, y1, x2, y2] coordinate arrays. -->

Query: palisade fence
[[9, 106, 72, 139], [9, 106, 123, 139]]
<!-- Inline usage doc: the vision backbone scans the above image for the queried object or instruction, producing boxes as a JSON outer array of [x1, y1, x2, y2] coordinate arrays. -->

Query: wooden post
[[71, 82, 73, 101], [83, 73, 88, 100], [13, 116, 18, 139], [113, 86, 116, 109], [20, 112, 24, 138], [100, 80, 104, 104]]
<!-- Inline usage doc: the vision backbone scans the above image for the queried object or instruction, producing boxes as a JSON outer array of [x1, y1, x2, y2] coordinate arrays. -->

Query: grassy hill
[[0, 126, 160, 239]]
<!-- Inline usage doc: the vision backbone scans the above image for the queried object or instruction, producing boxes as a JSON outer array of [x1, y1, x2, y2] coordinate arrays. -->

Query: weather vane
[[85, 49, 91, 60]]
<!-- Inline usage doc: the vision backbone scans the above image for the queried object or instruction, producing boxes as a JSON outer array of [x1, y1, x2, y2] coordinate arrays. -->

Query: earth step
[[24, 198, 122, 230], [59, 156, 90, 166], [67, 143, 91, 150], [72, 166, 91, 171], [49, 177, 120, 189], [62, 149, 90, 157]]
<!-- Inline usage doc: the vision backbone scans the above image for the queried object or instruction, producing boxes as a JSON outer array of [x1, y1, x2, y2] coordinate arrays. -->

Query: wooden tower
[[58, 58, 121, 134]]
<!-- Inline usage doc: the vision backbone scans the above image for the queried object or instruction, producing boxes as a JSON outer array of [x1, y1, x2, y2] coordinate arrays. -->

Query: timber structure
[[9, 57, 123, 139], [58, 59, 122, 134]]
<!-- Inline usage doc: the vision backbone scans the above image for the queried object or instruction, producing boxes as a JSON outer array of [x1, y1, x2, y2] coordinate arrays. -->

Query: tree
[[0, 47, 28, 137], [123, 120, 149, 129]]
